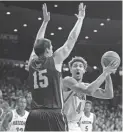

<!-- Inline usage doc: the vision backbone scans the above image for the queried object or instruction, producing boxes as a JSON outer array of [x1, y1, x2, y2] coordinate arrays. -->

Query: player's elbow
[[83, 89, 94, 96], [102, 93, 114, 99], [104, 90, 114, 99], [86, 86, 96, 96]]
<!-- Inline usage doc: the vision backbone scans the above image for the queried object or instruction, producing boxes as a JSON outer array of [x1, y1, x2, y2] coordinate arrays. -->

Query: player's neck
[[16, 109, 25, 117], [76, 78, 82, 82], [84, 111, 90, 117], [73, 77, 82, 82]]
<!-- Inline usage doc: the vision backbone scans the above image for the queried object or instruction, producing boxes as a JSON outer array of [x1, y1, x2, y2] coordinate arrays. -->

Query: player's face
[[71, 61, 85, 81], [84, 103, 92, 112], [17, 98, 27, 110]]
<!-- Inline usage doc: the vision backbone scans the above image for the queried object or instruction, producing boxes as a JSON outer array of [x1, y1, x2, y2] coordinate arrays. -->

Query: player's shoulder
[[91, 112, 96, 118], [52, 56, 62, 72], [63, 76, 76, 81], [29, 55, 38, 64], [63, 76, 78, 84], [25, 110, 29, 114], [62, 76, 78, 89], [82, 82, 90, 86], [28, 54, 38, 69]]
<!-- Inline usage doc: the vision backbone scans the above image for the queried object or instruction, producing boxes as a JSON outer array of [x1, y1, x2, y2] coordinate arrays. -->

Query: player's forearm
[[103, 75, 114, 98], [70, 71, 108, 95], [53, 18, 84, 63], [28, 21, 48, 66], [66, 18, 84, 49], [87, 71, 109, 95], [35, 21, 48, 42]]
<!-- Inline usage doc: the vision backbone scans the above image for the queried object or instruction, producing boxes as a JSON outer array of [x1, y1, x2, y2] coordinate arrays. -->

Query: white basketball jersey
[[80, 112, 94, 132], [9, 109, 29, 132], [63, 88, 86, 122]]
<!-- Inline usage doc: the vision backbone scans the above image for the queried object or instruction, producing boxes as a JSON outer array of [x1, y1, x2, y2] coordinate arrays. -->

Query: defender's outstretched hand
[[75, 3, 86, 19], [42, 3, 50, 22]]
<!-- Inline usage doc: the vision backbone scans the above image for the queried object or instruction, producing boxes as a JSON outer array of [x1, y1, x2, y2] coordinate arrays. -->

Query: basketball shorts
[[68, 122, 81, 132], [24, 109, 68, 131]]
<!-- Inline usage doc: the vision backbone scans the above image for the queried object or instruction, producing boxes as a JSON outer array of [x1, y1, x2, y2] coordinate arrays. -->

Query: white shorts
[[68, 122, 81, 132]]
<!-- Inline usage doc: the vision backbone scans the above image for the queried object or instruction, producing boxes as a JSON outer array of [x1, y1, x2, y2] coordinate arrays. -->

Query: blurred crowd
[[93, 99, 122, 131], [0, 63, 122, 131]]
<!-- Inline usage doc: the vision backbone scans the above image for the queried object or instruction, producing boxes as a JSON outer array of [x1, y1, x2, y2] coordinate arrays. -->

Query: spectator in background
[[9, 92, 17, 109], [25, 92, 32, 112], [16, 89, 23, 97], [92, 99, 122, 131], [0, 90, 2, 99]]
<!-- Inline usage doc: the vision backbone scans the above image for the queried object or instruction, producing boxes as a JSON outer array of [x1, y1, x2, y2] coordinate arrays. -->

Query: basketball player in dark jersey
[[25, 3, 86, 131]]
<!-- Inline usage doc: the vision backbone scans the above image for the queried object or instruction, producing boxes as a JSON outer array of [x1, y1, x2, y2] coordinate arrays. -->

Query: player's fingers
[[79, 3, 83, 10], [84, 5, 86, 10], [109, 60, 116, 66], [45, 4, 48, 12], [113, 61, 118, 66], [75, 14, 78, 18], [81, 3, 84, 8], [113, 63, 119, 69], [43, 3, 47, 12], [44, 3, 46, 8], [42, 4, 45, 9], [111, 61, 119, 68]]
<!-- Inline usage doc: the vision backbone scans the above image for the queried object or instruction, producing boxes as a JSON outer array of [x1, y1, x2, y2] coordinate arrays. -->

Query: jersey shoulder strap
[[64, 91, 73, 103]]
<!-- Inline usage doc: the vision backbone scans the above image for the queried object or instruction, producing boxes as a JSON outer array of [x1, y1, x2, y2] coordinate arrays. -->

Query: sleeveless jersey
[[79, 112, 94, 132], [9, 109, 29, 132], [29, 56, 63, 109], [63, 83, 86, 122]]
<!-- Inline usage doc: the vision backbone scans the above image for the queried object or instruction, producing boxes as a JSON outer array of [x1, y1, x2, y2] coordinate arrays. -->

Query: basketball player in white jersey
[[79, 100, 96, 132], [63, 56, 118, 132], [1, 96, 29, 131]]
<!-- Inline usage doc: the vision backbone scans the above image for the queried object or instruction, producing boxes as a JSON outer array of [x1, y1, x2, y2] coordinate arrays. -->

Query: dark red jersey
[[28, 56, 63, 109]]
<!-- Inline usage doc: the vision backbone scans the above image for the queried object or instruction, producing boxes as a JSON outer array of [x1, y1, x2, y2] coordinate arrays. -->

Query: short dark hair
[[69, 56, 87, 70], [85, 100, 92, 106], [34, 38, 51, 56]]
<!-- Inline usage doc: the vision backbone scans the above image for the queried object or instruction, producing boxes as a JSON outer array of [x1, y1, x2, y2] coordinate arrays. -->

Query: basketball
[[101, 51, 120, 67]]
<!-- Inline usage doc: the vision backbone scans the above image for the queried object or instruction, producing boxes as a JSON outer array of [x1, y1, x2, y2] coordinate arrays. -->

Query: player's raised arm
[[28, 3, 50, 65], [92, 60, 118, 99], [92, 75, 114, 99], [54, 3, 86, 64], [63, 60, 118, 95], [35, 3, 50, 41]]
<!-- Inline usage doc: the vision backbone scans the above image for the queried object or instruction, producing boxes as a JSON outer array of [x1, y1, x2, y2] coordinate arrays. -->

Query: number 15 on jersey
[[33, 69, 49, 89]]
